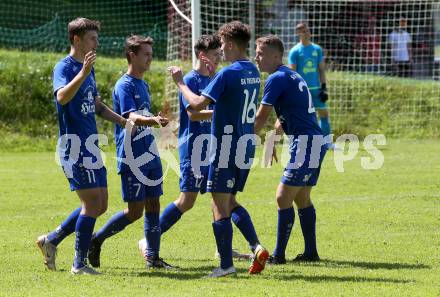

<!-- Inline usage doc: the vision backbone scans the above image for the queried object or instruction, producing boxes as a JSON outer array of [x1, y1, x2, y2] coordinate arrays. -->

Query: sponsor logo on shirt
[[302, 60, 316, 74], [80, 89, 96, 116]]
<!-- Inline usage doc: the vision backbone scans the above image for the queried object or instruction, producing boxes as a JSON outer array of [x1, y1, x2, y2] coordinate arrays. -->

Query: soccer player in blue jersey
[[288, 23, 333, 147], [169, 21, 269, 277], [138, 34, 250, 261], [87, 35, 174, 270], [156, 34, 220, 235], [254, 35, 327, 264], [138, 35, 219, 249], [36, 18, 133, 275]]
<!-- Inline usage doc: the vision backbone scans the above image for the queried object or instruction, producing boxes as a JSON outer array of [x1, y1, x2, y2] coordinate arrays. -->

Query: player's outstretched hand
[[167, 66, 184, 85], [157, 111, 169, 127], [82, 50, 96, 76]]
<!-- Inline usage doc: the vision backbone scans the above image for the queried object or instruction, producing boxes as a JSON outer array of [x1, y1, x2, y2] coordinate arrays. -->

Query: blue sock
[[231, 206, 259, 250], [47, 207, 81, 246], [212, 218, 233, 269], [160, 203, 182, 234], [319, 117, 331, 136], [144, 212, 161, 259], [273, 207, 295, 259], [73, 215, 96, 268], [94, 211, 132, 245], [298, 205, 318, 256]]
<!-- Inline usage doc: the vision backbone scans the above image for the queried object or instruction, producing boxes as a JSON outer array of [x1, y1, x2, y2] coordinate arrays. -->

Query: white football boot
[[70, 265, 101, 275], [138, 238, 147, 260], [36, 235, 57, 271], [207, 266, 237, 278]]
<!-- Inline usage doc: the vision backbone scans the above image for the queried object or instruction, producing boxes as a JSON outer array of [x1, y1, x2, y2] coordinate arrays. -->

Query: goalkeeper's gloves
[[319, 83, 329, 103]]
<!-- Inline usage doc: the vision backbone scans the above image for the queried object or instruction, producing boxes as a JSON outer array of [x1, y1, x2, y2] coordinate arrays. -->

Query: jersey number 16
[[242, 88, 257, 124]]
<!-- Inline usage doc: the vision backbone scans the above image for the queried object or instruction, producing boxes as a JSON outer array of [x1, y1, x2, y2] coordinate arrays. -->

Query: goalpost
[[166, 0, 440, 138]]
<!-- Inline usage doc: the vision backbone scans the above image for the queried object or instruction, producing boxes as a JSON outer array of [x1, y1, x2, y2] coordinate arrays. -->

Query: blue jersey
[[288, 42, 323, 90], [202, 60, 260, 167], [178, 70, 213, 165], [261, 65, 322, 137], [53, 55, 99, 163], [113, 74, 161, 173]]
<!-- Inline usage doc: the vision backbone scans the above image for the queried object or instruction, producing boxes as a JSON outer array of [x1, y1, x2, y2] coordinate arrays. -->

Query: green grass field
[[0, 140, 439, 296]]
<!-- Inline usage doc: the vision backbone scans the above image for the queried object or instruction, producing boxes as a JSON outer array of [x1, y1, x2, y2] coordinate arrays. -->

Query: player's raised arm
[[56, 50, 96, 105], [168, 66, 212, 111]]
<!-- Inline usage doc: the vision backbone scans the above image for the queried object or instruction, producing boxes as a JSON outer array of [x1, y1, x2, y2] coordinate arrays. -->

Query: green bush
[[0, 49, 171, 141], [329, 72, 440, 138], [0, 49, 439, 148]]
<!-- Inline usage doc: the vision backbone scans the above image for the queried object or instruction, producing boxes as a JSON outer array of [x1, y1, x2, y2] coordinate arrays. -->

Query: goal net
[[0, 1, 169, 58], [166, 0, 440, 138]]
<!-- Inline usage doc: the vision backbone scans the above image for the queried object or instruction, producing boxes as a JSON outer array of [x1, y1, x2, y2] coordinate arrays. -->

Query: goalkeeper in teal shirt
[[288, 23, 333, 146]]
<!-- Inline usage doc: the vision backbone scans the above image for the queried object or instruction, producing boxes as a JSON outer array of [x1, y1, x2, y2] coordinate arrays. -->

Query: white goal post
[[166, 0, 440, 138]]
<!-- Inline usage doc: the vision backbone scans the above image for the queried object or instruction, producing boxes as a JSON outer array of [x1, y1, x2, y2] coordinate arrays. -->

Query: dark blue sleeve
[[115, 82, 137, 118], [261, 74, 283, 106], [53, 62, 69, 95], [201, 70, 226, 103]]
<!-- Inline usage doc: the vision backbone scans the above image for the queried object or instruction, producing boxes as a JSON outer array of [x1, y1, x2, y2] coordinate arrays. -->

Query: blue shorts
[[180, 164, 209, 194], [63, 163, 107, 191], [281, 146, 327, 187], [120, 167, 163, 202], [310, 89, 328, 110], [207, 165, 250, 195]]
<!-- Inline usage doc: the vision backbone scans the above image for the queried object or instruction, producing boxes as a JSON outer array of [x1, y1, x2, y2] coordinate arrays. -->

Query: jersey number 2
[[298, 81, 315, 114]]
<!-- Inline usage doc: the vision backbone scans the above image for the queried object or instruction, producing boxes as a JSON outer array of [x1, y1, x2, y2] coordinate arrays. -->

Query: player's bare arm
[[94, 95, 132, 128], [187, 108, 213, 122], [56, 51, 96, 106], [318, 62, 327, 85], [127, 111, 169, 127], [254, 104, 273, 134], [168, 66, 212, 111]]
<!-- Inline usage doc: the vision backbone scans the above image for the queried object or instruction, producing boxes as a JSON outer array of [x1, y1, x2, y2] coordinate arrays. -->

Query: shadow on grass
[[270, 273, 413, 284], [103, 258, 427, 282], [107, 265, 248, 280], [290, 259, 430, 270]]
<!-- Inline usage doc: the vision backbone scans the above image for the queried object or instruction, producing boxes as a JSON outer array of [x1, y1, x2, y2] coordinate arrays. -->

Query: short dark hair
[[68, 17, 100, 44], [256, 35, 284, 55], [295, 22, 308, 31], [194, 34, 221, 58], [218, 21, 251, 50], [125, 35, 154, 63]]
